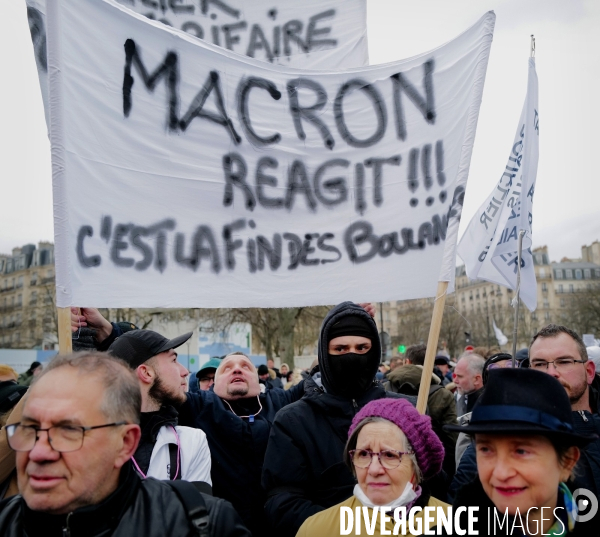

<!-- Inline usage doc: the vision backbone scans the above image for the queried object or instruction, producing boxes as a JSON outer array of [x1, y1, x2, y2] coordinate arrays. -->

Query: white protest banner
[[458, 58, 539, 311], [26, 0, 369, 127], [46, 0, 495, 308]]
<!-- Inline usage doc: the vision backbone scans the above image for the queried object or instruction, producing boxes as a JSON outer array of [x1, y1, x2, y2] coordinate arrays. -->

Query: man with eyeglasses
[[0, 352, 250, 537], [529, 324, 600, 498], [190, 357, 221, 392]]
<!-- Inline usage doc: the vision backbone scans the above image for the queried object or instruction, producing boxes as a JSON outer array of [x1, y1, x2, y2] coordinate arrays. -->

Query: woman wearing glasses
[[296, 398, 449, 536]]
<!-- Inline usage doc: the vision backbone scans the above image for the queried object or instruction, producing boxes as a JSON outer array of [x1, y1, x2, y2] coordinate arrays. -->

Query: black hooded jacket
[[261, 302, 416, 537]]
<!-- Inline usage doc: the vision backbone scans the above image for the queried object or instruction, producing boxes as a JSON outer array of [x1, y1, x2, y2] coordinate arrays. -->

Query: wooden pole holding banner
[[416, 281, 449, 414], [57, 307, 73, 355]]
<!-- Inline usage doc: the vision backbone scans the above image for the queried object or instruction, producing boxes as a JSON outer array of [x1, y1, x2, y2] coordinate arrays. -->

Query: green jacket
[[16, 371, 34, 387], [384, 365, 458, 476]]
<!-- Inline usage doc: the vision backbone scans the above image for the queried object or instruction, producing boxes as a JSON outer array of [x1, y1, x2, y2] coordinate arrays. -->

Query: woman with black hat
[[446, 368, 597, 535]]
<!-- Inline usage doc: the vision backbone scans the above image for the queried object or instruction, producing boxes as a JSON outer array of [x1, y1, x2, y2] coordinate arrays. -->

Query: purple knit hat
[[348, 398, 444, 481]]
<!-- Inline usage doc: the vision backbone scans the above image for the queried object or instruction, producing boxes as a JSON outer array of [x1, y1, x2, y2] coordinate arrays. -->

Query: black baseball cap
[[108, 330, 192, 369]]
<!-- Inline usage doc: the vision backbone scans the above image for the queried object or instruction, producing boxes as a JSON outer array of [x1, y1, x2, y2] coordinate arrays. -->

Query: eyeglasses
[[5, 422, 127, 453], [348, 449, 413, 470], [530, 358, 585, 372]]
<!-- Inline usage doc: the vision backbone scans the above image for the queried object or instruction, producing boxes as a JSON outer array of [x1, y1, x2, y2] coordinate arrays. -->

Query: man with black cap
[[108, 330, 212, 486], [261, 302, 415, 537], [258, 364, 283, 390], [434, 355, 454, 385]]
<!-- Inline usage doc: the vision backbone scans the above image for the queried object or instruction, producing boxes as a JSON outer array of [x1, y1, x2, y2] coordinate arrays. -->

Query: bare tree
[[440, 298, 470, 358], [193, 307, 301, 367], [394, 300, 432, 349], [560, 284, 600, 335], [293, 306, 330, 356]]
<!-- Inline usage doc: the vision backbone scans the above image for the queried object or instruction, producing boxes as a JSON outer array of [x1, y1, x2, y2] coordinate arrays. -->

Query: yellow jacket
[[296, 494, 451, 537]]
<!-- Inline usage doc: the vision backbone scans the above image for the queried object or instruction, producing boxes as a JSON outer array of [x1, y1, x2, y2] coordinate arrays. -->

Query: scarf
[[545, 483, 576, 536], [353, 481, 422, 511]]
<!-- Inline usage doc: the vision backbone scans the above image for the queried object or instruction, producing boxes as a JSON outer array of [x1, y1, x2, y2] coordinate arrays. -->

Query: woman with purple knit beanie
[[296, 398, 450, 536]]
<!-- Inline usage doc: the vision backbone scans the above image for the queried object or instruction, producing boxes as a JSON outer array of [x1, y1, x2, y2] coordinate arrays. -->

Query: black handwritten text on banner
[[47, 0, 495, 307]]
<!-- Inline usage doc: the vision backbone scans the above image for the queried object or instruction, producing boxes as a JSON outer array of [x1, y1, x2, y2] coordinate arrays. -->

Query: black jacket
[[450, 476, 594, 536], [456, 386, 483, 416], [178, 383, 304, 536], [135, 405, 179, 475], [261, 375, 413, 537], [0, 462, 249, 537], [450, 377, 600, 503], [261, 301, 416, 537], [261, 377, 284, 391], [577, 375, 600, 496]]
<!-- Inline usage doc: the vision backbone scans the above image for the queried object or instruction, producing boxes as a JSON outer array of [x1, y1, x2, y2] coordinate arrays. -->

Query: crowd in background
[[0, 302, 599, 536]]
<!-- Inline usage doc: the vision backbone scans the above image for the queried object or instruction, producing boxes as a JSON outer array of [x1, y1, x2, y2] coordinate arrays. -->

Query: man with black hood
[[261, 302, 415, 537]]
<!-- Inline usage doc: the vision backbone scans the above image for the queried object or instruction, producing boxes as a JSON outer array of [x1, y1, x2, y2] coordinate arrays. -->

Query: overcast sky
[[1, 0, 598, 263]]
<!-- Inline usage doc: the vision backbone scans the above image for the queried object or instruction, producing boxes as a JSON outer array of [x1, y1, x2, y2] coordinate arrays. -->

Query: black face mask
[[323, 350, 377, 399]]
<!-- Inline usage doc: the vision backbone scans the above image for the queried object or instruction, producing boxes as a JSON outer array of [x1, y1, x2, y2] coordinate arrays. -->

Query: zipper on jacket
[[578, 410, 589, 422], [62, 512, 73, 537], [352, 399, 359, 413]]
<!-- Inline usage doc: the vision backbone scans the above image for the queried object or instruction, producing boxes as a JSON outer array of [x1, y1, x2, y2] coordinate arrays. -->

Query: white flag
[[457, 58, 539, 311], [492, 319, 508, 346]]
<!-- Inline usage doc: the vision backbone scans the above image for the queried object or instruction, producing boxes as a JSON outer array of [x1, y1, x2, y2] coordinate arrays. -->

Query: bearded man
[[529, 324, 600, 496], [108, 330, 212, 486]]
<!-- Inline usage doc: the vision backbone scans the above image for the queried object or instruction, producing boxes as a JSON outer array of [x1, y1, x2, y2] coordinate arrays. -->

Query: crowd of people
[[0, 301, 599, 536]]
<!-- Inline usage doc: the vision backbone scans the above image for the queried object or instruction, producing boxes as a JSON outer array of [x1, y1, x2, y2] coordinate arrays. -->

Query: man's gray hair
[[34, 352, 141, 424], [458, 353, 485, 375]]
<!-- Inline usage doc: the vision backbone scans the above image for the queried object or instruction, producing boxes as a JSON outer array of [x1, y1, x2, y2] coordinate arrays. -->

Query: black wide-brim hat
[[444, 368, 597, 447]]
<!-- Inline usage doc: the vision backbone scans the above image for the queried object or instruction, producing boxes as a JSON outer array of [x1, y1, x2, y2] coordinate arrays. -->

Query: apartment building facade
[[0, 243, 57, 349], [2, 240, 600, 355], [378, 243, 600, 357]]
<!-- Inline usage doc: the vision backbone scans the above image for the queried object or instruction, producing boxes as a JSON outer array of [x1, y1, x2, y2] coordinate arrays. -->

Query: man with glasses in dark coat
[[529, 324, 600, 498], [0, 352, 250, 537]]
